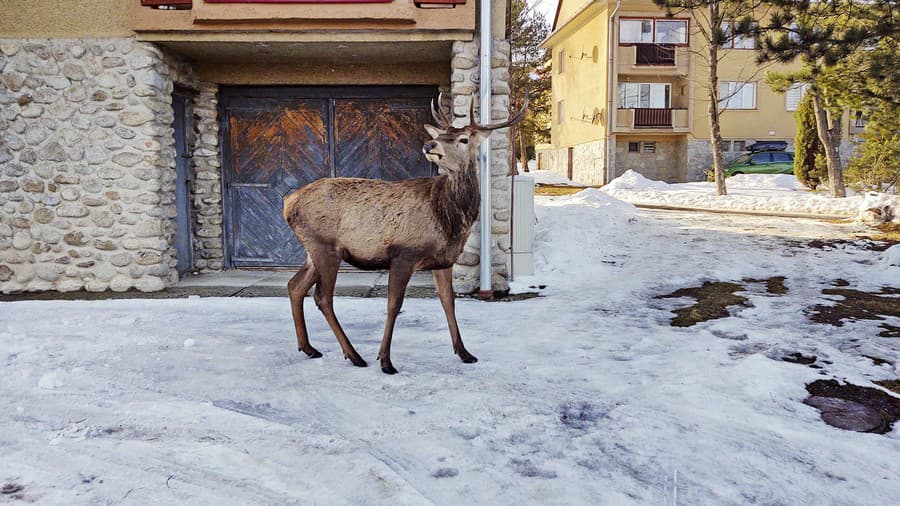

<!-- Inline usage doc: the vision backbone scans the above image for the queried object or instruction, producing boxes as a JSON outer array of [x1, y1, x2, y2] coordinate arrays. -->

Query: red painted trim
[[617, 16, 690, 47], [205, 0, 393, 3]]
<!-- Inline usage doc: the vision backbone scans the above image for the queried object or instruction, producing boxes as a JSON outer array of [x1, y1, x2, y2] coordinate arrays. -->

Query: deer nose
[[423, 140, 438, 153]]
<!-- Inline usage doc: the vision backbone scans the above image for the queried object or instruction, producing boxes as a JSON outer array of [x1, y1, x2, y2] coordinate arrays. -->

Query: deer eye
[[458, 137, 469, 144]]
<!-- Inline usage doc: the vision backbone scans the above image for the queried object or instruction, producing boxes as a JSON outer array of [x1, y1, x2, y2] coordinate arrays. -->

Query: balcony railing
[[634, 108, 672, 127], [635, 44, 675, 66], [615, 108, 689, 131]]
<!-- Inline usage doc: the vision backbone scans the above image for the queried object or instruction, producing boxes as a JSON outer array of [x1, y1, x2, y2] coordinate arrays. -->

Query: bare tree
[[653, 0, 765, 195]]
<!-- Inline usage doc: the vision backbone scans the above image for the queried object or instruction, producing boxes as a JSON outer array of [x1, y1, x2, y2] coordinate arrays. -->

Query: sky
[[532, 0, 558, 24]]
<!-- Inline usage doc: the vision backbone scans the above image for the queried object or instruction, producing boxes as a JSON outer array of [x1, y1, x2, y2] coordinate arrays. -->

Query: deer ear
[[423, 124, 444, 139]]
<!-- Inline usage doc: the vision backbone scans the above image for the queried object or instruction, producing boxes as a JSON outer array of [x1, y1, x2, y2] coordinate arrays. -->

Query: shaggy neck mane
[[432, 162, 480, 242]]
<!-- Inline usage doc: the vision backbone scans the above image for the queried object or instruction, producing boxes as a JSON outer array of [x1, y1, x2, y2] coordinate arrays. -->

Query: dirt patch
[[869, 223, 900, 244], [534, 185, 587, 197], [1, 482, 25, 500], [744, 276, 788, 295], [804, 380, 900, 434], [656, 281, 750, 327], [806, 238, 893, 252], [808, 287, 900, 336], [875, 380, 900, 395], [781, 352, 831, 370]]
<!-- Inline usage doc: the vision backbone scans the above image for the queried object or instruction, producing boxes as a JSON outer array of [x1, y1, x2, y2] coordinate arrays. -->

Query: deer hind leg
[[288, 257, 321, 359], [378, 261, 416, 375], [432, 267, 477, 364], [310, 249, 367, 367]]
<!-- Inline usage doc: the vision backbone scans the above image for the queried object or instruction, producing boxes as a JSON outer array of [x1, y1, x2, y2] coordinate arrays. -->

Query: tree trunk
[[706, 8, 727, 196], [811, 89, 846, 198], [519, 127, 529, 172]]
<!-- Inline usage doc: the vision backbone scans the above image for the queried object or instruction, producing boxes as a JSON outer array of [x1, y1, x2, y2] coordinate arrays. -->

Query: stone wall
[[536, 140, 607, 186], [0, 38, 197, 293], [449, 39, 512, 293], [190, 82, 224, 272], [615, 137, 687, 183]]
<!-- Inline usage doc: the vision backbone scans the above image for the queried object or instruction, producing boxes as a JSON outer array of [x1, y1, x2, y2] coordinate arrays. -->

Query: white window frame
[[619, 18, 689, 46], [721, 21, 757, 49], [718, 81, 756, 110], [617, 82, 672, 109], [785, 83, 810, 111]]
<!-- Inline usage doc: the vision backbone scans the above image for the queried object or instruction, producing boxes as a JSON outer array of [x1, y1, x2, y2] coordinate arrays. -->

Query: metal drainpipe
[[478, 0, 493, 299], [604, 0, 621, 184]]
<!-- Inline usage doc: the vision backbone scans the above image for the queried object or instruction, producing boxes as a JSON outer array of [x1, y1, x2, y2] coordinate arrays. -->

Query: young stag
[[282, 97, 526, 374]]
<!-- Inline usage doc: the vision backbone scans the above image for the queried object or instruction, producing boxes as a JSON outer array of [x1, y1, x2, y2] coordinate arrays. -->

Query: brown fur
[[282, 98, 525, 374]]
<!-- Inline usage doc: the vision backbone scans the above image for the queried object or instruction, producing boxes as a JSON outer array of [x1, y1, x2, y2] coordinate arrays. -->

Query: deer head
[[423, 94, 528, 175]]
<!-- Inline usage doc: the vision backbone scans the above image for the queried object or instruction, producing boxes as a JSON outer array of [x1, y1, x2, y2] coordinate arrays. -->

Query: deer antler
[[468, 97, 529, 132], [430, 93, 452, 129]]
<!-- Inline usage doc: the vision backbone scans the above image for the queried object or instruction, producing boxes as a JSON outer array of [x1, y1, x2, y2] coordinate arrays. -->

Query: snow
[[2, 199, 900, 504], [601, 170, 900, 222]]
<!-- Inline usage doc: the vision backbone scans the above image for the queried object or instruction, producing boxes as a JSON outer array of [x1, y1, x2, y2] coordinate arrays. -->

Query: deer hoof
[[346, 354, 368, 368], [381, 365, 399, 375], [299, 347, 323, 359], [458, 351, 478, 364]]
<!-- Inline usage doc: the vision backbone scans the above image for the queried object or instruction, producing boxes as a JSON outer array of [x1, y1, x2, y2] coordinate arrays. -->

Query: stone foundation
[[190, 82, 224, 272], [450, 39, 512, 293], [0, 38, 197, 293]]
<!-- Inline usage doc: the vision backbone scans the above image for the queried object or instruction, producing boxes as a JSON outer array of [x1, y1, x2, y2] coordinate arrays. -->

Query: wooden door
[[222, 87, 436, 268], [334, 98, 435, 180], [225, 99, 330, 267], [172, 90, 194, 274]]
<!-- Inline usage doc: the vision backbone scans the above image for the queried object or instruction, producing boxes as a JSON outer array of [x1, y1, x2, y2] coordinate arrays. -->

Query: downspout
[[604, 0, 621, 184], [478, 0, 493, 299]]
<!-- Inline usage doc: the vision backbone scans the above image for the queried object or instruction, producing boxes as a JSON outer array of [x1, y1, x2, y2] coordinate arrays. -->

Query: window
[[617, 83, 671, 109], [722, 140, 732, 152], [558, 49, 565, 74], [642, 141, 656, 154], [785, 83, 810, 111], [620, 18, 688, 45], [751, 153, 771, 164], [771, 152, 793, 163], [733, 140, 746, 152], [557, 100, 564, 124], [721, 21, 757, 49], [628, 141, 640, 153], [719, 82, 756, 110]]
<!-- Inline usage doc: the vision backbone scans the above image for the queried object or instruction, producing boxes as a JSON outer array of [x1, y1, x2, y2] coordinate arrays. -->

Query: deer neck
[[435, 163, 480, 243]]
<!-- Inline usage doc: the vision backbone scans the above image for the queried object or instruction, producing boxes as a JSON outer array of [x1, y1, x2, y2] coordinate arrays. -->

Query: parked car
[[725, 151, 794, 177]]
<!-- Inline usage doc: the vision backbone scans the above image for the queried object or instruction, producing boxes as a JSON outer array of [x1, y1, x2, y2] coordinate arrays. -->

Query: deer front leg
[[287, 260, 322, 358], [312, 250, 367, 367], [379, 261, 416, 375], [432, 267, 477, 364]]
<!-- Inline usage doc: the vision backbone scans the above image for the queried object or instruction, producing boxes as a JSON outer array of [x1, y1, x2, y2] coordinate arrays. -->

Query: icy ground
[[3, 192, 900, 504]]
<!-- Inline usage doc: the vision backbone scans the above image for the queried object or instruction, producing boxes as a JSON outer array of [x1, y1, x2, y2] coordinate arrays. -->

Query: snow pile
[[524, 189, 636, 290], [882, 244, 900, 268], [858, 192, 898, 224], [602, 171, 900, 220], [603, 170, 670, 191], [527, 170, 589, 187], [726, 173, 807, 191]]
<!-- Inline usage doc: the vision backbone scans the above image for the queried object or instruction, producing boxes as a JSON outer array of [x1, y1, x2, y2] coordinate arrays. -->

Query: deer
[[282, 95, 527, 374]]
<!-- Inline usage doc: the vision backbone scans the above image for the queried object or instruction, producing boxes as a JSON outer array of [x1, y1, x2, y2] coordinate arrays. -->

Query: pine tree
[[793, 92, 827, 190], [508, 0, 551, 173]]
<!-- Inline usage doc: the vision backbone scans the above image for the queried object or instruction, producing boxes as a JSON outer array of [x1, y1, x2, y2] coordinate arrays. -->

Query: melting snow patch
[[882, 245, 900, 268], [183, 338, 196, 348]]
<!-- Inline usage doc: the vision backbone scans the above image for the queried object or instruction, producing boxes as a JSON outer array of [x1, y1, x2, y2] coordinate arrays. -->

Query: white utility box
[[510, 175, 535, 277]]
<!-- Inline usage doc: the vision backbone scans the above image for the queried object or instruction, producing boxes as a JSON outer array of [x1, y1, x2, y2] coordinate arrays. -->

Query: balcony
[[615, 108, 689, 132], [618, 44, 690, 76], [130, 0, 476, 40]]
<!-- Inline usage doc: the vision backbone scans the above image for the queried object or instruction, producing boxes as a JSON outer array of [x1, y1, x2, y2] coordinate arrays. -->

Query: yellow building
[[538, 0, 863, 184]]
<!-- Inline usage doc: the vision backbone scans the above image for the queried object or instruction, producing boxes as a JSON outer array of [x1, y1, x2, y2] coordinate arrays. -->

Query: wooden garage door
[[221, 86, 437, 268]]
